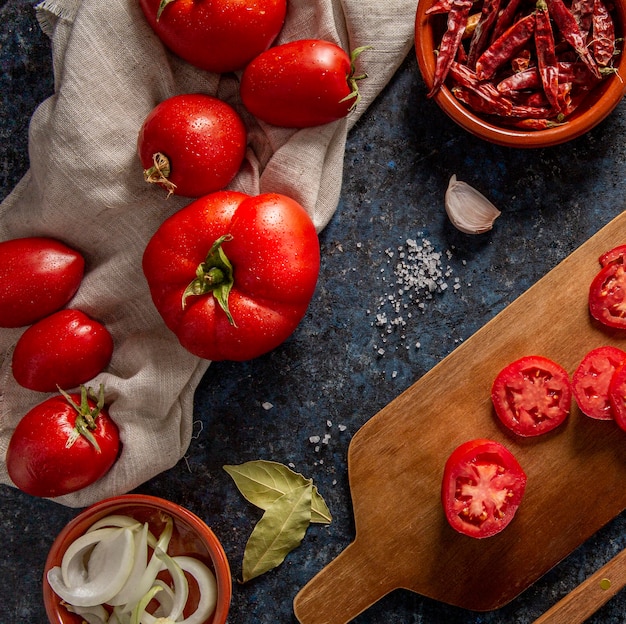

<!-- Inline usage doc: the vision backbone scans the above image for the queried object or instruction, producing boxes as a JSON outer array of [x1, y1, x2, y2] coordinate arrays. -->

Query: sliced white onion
[[174, 556, 218, 624], [48, 527, 135, 607], [109, 522, 149, 606], [64, 603, 109, 624]]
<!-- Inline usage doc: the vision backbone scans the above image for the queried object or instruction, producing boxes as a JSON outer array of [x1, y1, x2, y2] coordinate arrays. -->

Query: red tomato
[[12, 309, 114, 392], [138, 0, 286, 73], [0, 237, 84, 328], [240, 40, 369, 127], [599, 244, 626, 267], [6, 386, 120, 498], [138, 93, 247, 198], [142, 190, 320, 361], [441, 438, 527, 539], [491, 355, 572, 436], [608, 363, 626, 432], [572, 345, 626, 420], [589, 261, 626, 329]]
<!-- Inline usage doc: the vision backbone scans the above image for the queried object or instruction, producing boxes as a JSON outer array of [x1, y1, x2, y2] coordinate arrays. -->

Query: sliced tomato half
[[608, 364, 626, 432], [572, 346, 626, 420], [589, 262, 626, 329], [491, 355, 572, 436], [441, 438, 527, 539]]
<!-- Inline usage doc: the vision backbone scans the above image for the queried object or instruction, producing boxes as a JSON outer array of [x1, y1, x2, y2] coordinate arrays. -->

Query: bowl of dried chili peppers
[[415, 0, 626, 147]]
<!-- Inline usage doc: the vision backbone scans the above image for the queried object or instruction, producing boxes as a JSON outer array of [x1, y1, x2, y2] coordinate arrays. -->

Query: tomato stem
[[339, 46, 373, 111], [182, 235, 237, 326], [60, 384, 106, 453], [143, 152, 177, 198], [156, 0, 176, 20]]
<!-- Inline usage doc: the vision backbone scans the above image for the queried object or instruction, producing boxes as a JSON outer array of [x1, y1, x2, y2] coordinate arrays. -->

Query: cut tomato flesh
[[573, 346, 626, 420], [491, 355, 571, 436], [589, 263, 626, 329]]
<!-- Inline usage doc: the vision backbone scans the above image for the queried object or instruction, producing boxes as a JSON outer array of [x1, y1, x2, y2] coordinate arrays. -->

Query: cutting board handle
[[293, 539, 396, 624]]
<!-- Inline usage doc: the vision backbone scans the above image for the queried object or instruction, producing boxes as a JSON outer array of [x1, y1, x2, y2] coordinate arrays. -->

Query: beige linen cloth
[[0, 0, 416, 507]]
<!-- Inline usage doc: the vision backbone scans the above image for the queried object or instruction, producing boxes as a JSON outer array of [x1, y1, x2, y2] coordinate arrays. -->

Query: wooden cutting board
[[293, 211, 626, 624]]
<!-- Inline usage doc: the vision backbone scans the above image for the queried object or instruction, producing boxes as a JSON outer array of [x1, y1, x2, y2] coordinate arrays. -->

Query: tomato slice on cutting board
[[491, 355, 572, 436], [589, 261, 626, 329], [441, 438, 527, 539], [608, 363, 626, 432], [599, 244, 626, 267], [572, 345, 626, 420]]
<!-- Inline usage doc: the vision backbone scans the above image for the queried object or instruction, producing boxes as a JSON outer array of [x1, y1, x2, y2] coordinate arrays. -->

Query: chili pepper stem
[[182, 234, 237, 326]]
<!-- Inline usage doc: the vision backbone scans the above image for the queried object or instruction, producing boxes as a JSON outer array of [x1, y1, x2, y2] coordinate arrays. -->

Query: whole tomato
[[240, 39, 370, 127], [0, 237, 84, 328], [139, 0, 286, 73], [12, 309, 114, 392], [6, 385, 120, 498], [138, 93, 247, 198], [142, 190, 320, 361]]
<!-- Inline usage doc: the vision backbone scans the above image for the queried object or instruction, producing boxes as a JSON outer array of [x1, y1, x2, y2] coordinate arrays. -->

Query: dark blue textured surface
[[2, 1, 626, 623]]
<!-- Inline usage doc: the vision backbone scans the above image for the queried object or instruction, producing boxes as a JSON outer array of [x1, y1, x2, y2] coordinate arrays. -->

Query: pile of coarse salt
[[366, 237, 461, 355]]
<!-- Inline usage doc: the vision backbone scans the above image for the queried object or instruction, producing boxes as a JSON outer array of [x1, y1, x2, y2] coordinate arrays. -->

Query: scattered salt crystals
[[338, 424, 347, 432], [366, 237, 458, 354], [309, 435, 321, 444], [261, 401, 273, 410]]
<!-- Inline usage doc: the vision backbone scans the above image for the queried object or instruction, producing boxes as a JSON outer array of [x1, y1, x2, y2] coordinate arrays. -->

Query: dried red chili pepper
[[545, 0, 602, 77], [475, 12, 537, 80], [511, 49, 533, 72], [496, 61, 602, 91], [513, 118, 566, 128], [467, 0, 502, 67], [592, 0, 616, 66], [571, 0, 595, 36], [429, 0, 474, 96], [535, 0, 561, 111], [490, 0, 525, 41]]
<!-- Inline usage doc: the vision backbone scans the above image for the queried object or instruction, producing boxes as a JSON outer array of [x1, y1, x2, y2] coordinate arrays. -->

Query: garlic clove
[[444, 175, 501, 234]]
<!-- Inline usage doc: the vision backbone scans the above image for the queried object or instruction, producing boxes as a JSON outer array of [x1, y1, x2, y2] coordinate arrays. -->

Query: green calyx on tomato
[[59, 384, 107, 453], [182, 234, 236, 326], [340, 46, 373, 111]]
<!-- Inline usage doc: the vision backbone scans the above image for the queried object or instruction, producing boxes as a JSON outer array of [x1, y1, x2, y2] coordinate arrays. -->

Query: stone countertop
[[2, 1, 626, 623]]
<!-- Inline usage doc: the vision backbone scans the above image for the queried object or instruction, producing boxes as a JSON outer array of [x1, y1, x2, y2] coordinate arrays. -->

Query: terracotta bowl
[[415, 0, 626, 147], [43, 494, 232, 624]]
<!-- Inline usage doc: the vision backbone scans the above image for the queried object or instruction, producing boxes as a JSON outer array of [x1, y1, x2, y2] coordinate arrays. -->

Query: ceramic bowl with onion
[[415, 0, 626, 148], [43, 494, 232, 624]]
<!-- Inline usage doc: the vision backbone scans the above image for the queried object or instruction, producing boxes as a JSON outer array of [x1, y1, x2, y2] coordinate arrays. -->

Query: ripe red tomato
[[6, 386, 120, 498], [491, 355, 572, 436], [138, 0, 286, 73], [0, 237, 84, 328], [589, 261, 626, 329], [572, 345, 626, 420], [142, 190, 320, 361], [12, 309, 114, 392], [608, 363, 626, 432], [240, 39, 369, 127], [138, 93, 247, 198], [441, 438, 527, 539]]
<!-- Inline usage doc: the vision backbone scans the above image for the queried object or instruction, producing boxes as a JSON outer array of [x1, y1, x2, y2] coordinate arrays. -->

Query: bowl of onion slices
[[43, 494, 231, 624]]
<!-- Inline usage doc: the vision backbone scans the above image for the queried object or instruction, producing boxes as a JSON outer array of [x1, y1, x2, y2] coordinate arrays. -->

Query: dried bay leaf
[[242, 483, 312, 583], [224, 460, 332, 524]]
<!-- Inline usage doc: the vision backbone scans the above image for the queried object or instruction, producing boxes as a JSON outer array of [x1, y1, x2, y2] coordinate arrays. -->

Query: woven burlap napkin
[[0, 0, 416, 507]]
